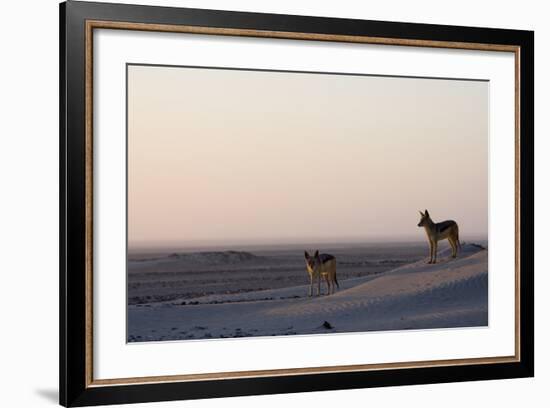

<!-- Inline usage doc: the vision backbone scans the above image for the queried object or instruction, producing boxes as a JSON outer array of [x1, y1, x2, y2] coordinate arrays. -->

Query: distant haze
[[128, 65, 488, 249]]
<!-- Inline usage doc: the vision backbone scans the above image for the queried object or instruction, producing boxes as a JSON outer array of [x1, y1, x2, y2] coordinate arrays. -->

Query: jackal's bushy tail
[[457, 226, 461, 250]]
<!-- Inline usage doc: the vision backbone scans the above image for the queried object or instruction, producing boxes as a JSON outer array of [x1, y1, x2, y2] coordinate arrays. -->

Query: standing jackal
[[304, 250, 339, 296], [417, 209, 461, 264]]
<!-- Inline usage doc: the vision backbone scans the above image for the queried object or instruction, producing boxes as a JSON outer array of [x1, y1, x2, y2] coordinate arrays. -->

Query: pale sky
[[127, 64, 488, 248]]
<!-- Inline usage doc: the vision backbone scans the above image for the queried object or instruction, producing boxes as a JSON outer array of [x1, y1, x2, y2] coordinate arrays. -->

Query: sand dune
[[127, 243, 426, 305], [128, 244, 487, 342]]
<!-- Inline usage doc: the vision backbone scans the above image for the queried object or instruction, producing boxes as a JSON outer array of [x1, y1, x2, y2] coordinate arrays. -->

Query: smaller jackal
[[417, 209, 461, 264], [304, 250, 339, 296]]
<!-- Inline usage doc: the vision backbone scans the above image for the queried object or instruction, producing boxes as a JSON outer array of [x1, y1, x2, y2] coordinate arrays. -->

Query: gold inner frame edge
[[84, 19, 521, 388]]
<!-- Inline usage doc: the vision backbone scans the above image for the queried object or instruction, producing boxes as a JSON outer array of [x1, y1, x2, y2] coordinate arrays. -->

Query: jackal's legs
[[449, 238, 457, 258], [325, 275, 333, 295]]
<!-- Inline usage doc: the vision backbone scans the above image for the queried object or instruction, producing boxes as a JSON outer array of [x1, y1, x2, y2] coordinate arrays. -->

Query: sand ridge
[[128, 243, 488, 342]]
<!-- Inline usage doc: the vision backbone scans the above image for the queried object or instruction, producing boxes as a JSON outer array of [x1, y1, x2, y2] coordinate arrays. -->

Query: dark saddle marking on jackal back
[[437, 220, 456, 233], [319, 253, 336, 264]]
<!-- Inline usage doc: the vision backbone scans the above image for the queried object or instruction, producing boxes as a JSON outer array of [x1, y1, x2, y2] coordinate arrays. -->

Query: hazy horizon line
[[128, 235, 489, 252]]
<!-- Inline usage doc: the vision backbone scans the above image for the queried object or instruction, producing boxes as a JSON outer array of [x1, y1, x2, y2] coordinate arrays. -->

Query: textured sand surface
[[128, 243, 487, 342]]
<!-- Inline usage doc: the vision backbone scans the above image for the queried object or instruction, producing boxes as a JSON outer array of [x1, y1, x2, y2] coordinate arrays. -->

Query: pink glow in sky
[[128, 65, 488, 247]]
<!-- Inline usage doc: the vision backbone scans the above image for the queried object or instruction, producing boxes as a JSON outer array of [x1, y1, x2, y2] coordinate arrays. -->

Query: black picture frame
[[60, 1, 534, 406]]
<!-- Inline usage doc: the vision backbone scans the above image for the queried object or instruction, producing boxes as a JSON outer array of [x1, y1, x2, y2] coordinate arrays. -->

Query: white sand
[[128, 244, 487, 342]]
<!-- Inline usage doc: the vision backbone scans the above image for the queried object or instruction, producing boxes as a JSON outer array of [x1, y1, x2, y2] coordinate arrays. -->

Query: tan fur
[[304, 251, 338, 296], [417, 210, 461, 264]]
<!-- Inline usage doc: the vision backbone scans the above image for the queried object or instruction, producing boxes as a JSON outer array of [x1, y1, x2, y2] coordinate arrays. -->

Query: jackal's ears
[[425, 209, 429, 216], [419, 210, 424, 216], [314, 250, 319, 257], [304, 251, 310, 259]]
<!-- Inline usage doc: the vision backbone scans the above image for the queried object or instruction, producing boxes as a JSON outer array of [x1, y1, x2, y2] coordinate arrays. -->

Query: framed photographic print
[[59, 1, 534, 406]]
